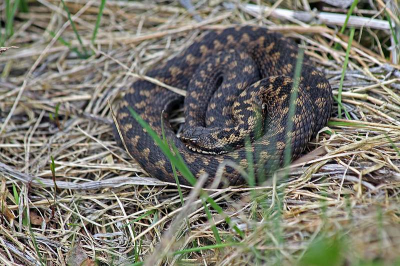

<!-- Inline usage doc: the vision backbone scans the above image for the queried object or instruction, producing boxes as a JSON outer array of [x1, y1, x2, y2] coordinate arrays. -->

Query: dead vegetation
[[0, 0, 400, 265]]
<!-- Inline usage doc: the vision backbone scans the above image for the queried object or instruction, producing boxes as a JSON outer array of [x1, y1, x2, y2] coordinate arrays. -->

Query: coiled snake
[[114, 26, 332, 186]]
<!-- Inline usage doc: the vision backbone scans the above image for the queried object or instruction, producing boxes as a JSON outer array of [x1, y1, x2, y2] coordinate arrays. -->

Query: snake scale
[[114, 25, 333, 186]]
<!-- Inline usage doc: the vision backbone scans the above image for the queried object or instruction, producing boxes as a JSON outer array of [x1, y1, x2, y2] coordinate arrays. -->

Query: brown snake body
[[114, 26, 333, 186]]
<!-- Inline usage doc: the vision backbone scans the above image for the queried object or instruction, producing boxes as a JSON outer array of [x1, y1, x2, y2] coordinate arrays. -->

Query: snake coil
[[114, 26, 332, 186]]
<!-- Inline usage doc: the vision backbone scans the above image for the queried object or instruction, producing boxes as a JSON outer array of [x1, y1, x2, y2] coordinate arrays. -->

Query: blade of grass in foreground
[[270, 44, 304, 264], [172, 242, 243, 255], [299, 235, 344, 266], [127, 107, 244, 238], [333, 0, 359, 51], [128, 107, 196, 184], [337, 27, 355, 119], [340, 0, 359, 34], [29, 222, 45, 266], [160, 113, 185, 206], [169, 130, 244, 236], [204, 203, 222, 244], [385, 134, 400, 156], [2, 0, 21, 46], [332, 95, 351, 120], [327, 120, 365, 128], [60, 0, 89, 58], [91, 0, 107, 45], [160, 113, 199, 240], [170, 140, 222, 242], [19, 0, 29, 13], [124, 210, 156, 227], [245, 137, 255, 188], [48, 30, 84, 58], [283, 45, 304, 171], [385, 10, 399, 46]]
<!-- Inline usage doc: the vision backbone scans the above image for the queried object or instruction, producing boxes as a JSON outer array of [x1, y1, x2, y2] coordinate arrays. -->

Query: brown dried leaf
[[29, 211, 48, 225], [80, 258, 96, 266], [0, 178, 15, 222]]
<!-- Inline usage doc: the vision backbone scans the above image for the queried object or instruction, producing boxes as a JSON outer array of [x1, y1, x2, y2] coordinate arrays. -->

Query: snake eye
[[262, 103, 267, 110]]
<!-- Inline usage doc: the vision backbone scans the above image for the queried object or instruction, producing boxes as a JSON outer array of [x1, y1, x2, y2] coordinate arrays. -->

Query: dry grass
[[1, 0, 400, 265]]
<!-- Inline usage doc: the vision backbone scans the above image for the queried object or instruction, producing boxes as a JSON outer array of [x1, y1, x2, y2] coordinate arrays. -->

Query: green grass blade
[[327, 120, 365, 128], [3, 0, 19, 45], [173, 141, 245, 237], [170, 144, 197, 185], [10, 0, 20, 31], [47, 30, 70, 47], [340, 0, 359, 34], [170, 159, 184, 200], [127, 107, 196, 184], [125, 210, 156, 227], [160, 113, 185, 205], [203, 202, 222, 244], [12, 184, 19, 204], [332, 95, 351, 120], [283, 46, 304, 170], [173, 242, 242, 255], [91, 0, 106, 45], [19, 0, 29, 12], [270, 44, 305, 263], [203, 195, 245, 238], [135, 239, 142, 263], [333, 0, 359, 51], [299, 235, 344, 266], [28, 223, 45, 266], [337, 27, 355, 119], [385, 134, 400, 156], [245, 137, 255, 187], [127, 107, 245, 238], [5, 0, 12, 39], [60, 0, 89, 57], [48, 30, 84, 58], [386, 11, 399, 46]]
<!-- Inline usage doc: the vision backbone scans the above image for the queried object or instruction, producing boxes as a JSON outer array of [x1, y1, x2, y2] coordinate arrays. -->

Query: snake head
[[180, 127, 230, 155]]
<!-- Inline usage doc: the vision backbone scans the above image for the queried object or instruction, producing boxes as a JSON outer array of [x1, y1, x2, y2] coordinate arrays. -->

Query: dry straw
[[0, 0, 399, 265]]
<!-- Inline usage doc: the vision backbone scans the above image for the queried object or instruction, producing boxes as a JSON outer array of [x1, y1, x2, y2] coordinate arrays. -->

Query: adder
[[114, 25, 333, 186]]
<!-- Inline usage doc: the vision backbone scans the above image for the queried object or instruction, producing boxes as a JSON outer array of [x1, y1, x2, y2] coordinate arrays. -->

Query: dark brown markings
[[114, 26, 333, 186]]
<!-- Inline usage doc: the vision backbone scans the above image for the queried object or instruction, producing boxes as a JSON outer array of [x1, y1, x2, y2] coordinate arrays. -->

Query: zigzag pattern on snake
[[114, 25, 333, 186]]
